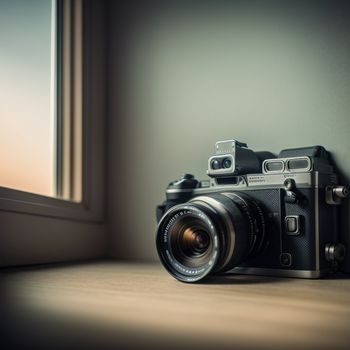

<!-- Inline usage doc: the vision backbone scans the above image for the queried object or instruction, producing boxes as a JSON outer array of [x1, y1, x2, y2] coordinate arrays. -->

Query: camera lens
[[211, 159, 221, 169], [156, 192, 266, 282], [222, 158, 232, 169], [156, 206, 219, 282]]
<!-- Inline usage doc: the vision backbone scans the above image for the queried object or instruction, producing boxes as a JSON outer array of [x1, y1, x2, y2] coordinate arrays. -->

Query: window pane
[[0, 0, 54, 196]]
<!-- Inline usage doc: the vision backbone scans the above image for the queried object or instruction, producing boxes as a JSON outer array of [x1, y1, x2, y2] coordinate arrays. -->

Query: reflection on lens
[[170, 216, 214, 269], [181, 227, 210, 254], [222, 158, 232, 169], [211, 159, 221, 169]]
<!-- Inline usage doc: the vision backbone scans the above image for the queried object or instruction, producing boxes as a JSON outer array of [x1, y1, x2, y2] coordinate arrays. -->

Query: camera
[[155, 139, 348, 282]]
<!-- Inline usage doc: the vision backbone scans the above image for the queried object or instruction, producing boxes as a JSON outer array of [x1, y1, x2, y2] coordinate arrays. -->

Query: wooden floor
[[1, 261, 350, 350]]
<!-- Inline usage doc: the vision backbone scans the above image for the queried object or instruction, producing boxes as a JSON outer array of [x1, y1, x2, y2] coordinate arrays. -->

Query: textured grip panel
[[240, 188, 317, 271]]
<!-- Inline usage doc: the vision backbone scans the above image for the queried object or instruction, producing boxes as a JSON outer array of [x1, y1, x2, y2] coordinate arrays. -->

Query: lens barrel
[[156, 192, 265, 282]]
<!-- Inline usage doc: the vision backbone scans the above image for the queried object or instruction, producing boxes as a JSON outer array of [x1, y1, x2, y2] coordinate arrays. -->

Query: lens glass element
[[222, 158, 232, 169], [178, 226, 210, 254], [170, 216, 213, 268], [211, 159, 221, 169]]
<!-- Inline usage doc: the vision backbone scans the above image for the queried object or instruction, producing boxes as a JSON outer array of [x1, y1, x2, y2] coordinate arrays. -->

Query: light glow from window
[[0, 0, 54, 196]]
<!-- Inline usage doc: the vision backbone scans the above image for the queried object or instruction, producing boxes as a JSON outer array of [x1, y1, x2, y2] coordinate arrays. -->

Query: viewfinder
[[265, 160, 284, 173], [287, 158, 310, 171]]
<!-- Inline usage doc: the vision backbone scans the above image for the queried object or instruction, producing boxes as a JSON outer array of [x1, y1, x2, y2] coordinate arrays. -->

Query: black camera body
[[156, 140, 348, 282]]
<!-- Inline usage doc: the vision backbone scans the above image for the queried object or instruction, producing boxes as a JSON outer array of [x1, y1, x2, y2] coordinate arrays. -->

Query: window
[[0, 0, 106, 268], [0, 0, 82, 202], [0, 0, 104, 223], [0, 0, 54, 197]]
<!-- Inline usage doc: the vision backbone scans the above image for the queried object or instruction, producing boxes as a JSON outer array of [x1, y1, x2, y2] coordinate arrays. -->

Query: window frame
[[0, 0, 105, 223]]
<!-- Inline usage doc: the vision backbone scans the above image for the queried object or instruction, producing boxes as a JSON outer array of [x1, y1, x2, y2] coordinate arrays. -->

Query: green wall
[[108, 1, 350, 269]]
